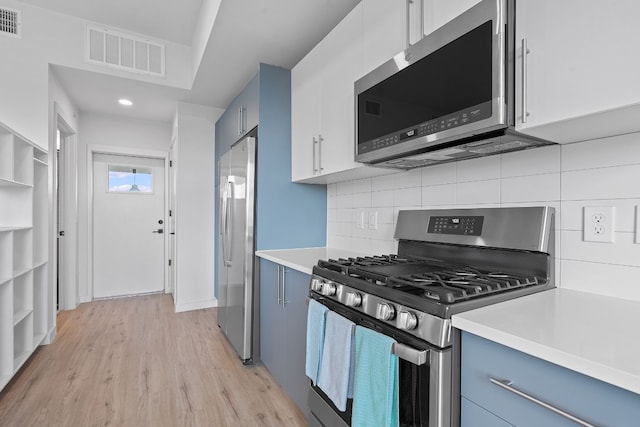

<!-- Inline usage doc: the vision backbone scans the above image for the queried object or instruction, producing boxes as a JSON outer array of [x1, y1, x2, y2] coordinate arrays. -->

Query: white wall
[[172, 103, 224, 312], [0, 0, 193, 146], [328, 133, 640, 301], [77, 113, 172, 301]]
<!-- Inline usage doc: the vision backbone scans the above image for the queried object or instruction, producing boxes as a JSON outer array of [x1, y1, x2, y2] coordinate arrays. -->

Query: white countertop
[[255, 247, 367, 275], [452, 288, 640, 395]]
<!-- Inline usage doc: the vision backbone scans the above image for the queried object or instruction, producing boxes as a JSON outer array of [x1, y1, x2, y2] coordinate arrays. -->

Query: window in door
[[107, 165, 153, 193]]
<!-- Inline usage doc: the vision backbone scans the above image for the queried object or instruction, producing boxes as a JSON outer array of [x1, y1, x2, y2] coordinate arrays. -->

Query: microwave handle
[[521, 38, 531, 124]]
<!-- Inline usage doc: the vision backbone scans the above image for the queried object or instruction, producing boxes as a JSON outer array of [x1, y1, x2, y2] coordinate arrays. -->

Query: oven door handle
[[392, 342, 428, 366]]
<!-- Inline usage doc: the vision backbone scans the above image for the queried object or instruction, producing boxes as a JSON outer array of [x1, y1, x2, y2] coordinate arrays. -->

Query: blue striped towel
[[317, 311, 355, 411], [305, 299, 328, 385], [351, 326, 399, 427]]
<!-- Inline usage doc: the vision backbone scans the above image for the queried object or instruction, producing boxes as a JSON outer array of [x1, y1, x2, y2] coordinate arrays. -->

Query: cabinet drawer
[[461, 332, 640, 427], [461, 397, 512, 427]]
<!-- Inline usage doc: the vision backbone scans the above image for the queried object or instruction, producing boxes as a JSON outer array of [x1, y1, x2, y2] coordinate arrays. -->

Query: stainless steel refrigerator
[[217, 134, 258, 363]]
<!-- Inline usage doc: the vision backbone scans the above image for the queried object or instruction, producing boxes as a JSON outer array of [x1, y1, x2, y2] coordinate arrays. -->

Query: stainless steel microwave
[[354, 0, 554, 170]]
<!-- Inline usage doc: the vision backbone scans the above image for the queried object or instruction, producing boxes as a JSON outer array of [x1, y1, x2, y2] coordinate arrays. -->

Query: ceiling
[[18, 0, 360, 122]]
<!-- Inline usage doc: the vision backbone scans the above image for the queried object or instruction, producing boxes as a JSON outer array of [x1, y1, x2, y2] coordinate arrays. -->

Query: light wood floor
[[0, 294, 307, 427]]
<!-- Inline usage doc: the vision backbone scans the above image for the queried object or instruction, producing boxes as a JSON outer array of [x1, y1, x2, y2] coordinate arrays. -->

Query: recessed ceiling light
[[118, 98, 133, 106]]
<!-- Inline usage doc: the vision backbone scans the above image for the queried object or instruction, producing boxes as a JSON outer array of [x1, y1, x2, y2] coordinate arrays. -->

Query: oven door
[[308, 295, 453, 427]]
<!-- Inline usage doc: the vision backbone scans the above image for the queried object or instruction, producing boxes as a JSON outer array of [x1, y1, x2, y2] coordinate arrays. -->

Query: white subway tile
[[421, 163, 457, 185], [562, 164, 640, 200], [561, 230, 640, 267], [332, 222, 352, 237], [371, 223, 395, 241], [327, 194, 337, 209], [394, 187, 422, 207], [372, 172, 400, 191], [371, 239, 397, 254], [372, 189, 395, 208], [456, 180, 500, 204], [352, 192, 372, 208], [501, 173, 560, 203], [501, 145, 561, 177], [336, 181, 354, 195], [560, 259, 640, 301], [327, 184, 337, 196], [392, 168, 422, 189], [351, 237, 372, 253], [421, 184, 456, 206], [375, 207, 395, 224], [336, 193, 353, 209], [456, 156, 501, 182], [329, 236, 352, 250], [352, 178, 372, 194], [334, 208, 352, 223], [562, 132, 640, 171], [327, 208, 337, 222]]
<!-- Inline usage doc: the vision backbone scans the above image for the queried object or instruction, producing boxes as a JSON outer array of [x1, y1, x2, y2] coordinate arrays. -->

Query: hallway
[[0, 294, 306, 426]]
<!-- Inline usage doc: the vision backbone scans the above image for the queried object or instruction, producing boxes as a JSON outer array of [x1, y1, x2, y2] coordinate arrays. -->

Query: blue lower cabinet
[[260, 259, 310, 416], [461, 397, 513, 427], [461, 331, 640, 427]]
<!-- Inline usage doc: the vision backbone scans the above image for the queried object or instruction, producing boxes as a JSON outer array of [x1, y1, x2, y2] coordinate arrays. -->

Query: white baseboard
[[43, 326, 57, 345], [174, 298, 218, 313], [79, 295, 92, 303]]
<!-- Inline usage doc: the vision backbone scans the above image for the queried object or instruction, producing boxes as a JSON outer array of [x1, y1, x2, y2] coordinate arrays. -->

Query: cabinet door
[[515, 0, 640, 141], [422, 0, 481, 37], [362, 0, 406, 75], [237, 74, 260, 135], [282, 268, 311, 415], [259, 260, 286, 384], [461, 332, 640, 427], [291, 43, 323, 182], [317, 3, 362, 177]]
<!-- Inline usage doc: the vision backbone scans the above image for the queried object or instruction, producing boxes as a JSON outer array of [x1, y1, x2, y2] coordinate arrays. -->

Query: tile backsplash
[[327, 132, 640, 301]]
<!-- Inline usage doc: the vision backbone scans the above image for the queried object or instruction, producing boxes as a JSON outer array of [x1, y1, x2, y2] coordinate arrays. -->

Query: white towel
[[305, 299, 328, 385], [317, 310, 356, 412]]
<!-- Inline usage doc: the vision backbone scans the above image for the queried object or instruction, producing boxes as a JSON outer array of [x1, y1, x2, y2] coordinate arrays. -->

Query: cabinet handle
[[242, 106, 247, 134], [521, 38, 531, 124], [277, 266, 282, 305], [282, 267, 290, 306], [489, 378, 597, 427], [405, 0, 425, 49], [312, 136, 319, 174], [318, 134, 324, 172]]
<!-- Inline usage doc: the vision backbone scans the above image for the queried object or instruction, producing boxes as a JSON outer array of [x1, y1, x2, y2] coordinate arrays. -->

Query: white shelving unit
[[0, 122, 51, 392]]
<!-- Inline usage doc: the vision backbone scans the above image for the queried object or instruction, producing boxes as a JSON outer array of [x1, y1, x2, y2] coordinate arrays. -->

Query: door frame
[[52, 103, 79, 311], [86, 144, 170, 300]]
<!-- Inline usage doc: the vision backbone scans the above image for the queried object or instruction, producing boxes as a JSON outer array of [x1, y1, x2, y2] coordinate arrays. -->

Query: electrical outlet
[[583, 206, 615, 243], [368, 212, 378, 230]]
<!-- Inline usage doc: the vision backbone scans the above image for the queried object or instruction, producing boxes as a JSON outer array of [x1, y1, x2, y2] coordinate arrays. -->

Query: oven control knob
[[398, 311, 418, 330], [320, 282, 337, 297], [376, 303, 396, 321], [310, 278, 323, 292], [345, 292, 362, 307]]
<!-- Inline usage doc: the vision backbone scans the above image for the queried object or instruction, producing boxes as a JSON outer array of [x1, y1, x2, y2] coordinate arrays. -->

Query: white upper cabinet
[[515, 0, 640, 143], [291, 2, 399, 184], [421, 0, 481, 38], [362, 0, 406, 75]]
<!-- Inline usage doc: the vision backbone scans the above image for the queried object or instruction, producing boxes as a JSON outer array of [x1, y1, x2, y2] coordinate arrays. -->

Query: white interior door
[[93, 153, 165, 299]]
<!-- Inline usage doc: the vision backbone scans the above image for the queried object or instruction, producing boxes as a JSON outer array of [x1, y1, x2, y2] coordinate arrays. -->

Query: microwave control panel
[[358, 100, 492, 154]]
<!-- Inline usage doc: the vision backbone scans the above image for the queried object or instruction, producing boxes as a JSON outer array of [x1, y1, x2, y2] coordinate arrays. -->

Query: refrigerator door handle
[[224, 181, 233, 266]]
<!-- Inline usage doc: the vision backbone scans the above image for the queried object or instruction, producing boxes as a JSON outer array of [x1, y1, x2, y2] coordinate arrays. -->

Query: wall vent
[[85, 24, 165, 78], [0, 7, 21, 38]]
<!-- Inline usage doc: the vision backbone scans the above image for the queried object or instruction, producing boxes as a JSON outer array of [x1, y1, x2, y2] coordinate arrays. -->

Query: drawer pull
[[489, 378, 597, 427]]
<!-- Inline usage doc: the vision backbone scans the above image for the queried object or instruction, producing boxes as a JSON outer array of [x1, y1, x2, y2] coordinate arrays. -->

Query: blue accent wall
[[256, 64, 327, 250], [214, 64, 327, 297]]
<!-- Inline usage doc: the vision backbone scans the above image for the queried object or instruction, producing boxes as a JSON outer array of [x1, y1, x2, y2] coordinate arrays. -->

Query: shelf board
[[0, 177, 33, 188], [12, 267, 33, 279], [32, 260, 48, 270], [0, 226, 32, 233], [13, 309, 33, 326], [0, 276, 11, 286], [13, 351, 31, 372], [33, 158, 48, 167]]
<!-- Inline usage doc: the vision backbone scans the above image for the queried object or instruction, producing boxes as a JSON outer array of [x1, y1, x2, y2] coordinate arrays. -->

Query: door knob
[[152, 229, 164, 234]]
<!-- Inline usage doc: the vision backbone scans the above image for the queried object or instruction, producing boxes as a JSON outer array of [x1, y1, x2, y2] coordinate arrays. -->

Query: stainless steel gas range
[[308, 206, 555, 427]]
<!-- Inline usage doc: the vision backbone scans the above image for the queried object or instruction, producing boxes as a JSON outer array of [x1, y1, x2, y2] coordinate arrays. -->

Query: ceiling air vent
[[0, 7, 21, 38], [85, 24, 165, 77]]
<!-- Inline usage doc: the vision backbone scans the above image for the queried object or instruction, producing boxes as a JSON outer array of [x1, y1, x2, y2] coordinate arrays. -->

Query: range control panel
[[428, 215, 484, 236]]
